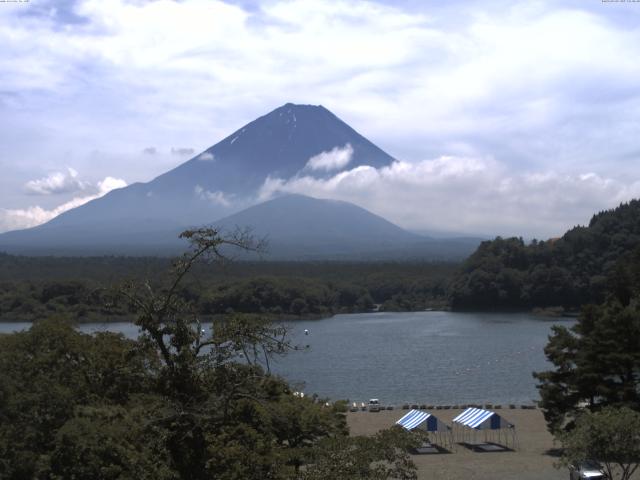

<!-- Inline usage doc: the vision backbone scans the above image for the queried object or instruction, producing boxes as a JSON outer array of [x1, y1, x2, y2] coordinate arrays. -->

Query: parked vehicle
[[368, 399, 381, 412], [569, 460, 606, 480]]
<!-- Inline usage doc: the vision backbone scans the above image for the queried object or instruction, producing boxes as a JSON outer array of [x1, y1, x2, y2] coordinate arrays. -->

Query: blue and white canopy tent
[[396, 409, 453, 450], [452, 407, 518, 450]]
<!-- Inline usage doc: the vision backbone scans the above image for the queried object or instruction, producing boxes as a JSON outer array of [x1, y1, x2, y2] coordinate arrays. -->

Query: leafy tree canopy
[[534, 247, 640, 433], [449, 200, 640, 310]]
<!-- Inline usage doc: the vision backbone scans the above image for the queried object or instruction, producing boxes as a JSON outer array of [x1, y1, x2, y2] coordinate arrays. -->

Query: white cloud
[[96, 176, 127, 195], [197, 152, 215, 161], [1, 175, 126, 233], [24, 168, 88, 195], [194, 184, 231, 207], [305, 144, 353, 172], [258, 157, 640, 239]]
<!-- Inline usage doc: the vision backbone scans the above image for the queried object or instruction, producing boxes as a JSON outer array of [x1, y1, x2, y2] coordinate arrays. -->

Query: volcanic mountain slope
[[0, 103, 396, 253], [214, 194, 419, 259], [33, 103, 394, 228], [213, 194, 481, 260], [0, 103, 480, 258]]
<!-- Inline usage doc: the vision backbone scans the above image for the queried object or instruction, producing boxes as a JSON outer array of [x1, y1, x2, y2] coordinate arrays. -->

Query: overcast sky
[[1, 0, 640, 238]]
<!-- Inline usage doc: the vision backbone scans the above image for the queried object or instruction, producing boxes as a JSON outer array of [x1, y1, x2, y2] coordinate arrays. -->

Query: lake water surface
[[0, 311, 573, 405]]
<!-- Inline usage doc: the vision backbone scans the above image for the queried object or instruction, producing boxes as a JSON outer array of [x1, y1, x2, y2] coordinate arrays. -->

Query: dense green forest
[[0, 254, 455, 322], [448, 200, 640, 310]]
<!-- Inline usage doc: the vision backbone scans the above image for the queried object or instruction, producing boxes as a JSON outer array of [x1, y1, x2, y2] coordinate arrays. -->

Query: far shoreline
[[0, 305, 581, 323]]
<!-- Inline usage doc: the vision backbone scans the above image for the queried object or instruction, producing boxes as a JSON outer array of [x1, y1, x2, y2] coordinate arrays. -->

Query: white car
[[569, 460, 607, 480], [368, 399, 381, 412]]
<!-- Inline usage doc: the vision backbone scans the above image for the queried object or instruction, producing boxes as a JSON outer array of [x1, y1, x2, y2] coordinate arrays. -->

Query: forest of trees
[[448, 200, 640, 310], [0, 256, 454, 322]]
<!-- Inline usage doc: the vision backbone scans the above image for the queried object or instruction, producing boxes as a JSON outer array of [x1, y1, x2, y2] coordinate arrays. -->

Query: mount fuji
[[0, 104, 480, 259]]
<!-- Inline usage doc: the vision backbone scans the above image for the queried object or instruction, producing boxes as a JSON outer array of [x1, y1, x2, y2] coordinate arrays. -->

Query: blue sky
[[1, 0, 640, 237]]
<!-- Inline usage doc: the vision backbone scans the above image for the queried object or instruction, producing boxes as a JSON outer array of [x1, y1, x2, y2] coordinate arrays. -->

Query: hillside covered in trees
[[0, 256, 454, 322], [448, 200, 640, 310]]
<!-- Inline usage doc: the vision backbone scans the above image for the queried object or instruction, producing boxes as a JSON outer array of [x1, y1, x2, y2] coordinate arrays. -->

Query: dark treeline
[[0, 255, 456, 321], [448, 200, 640, 310]]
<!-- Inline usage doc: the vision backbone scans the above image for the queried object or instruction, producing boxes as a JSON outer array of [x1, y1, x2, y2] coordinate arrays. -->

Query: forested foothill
[[0, 255, 454, 322], [448, 200, 640, 311]]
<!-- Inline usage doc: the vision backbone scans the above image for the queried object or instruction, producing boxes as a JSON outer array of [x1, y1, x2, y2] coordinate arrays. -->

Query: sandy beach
[[347, 407, 565, 480]]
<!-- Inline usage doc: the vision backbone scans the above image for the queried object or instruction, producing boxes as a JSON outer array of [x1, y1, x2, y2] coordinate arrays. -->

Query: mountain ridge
[[0, 104, 480, 259], [12, 103, 395, 230]]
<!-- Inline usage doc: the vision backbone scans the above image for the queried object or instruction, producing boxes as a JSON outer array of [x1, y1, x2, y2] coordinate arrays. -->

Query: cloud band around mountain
[[259, 155, 640, 239], [24, 168, 88, 196], [1, 176, 127, 233]]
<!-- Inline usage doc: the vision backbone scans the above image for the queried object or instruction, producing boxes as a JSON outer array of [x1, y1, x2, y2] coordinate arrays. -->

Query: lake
[[0, 311, 573, 405]]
